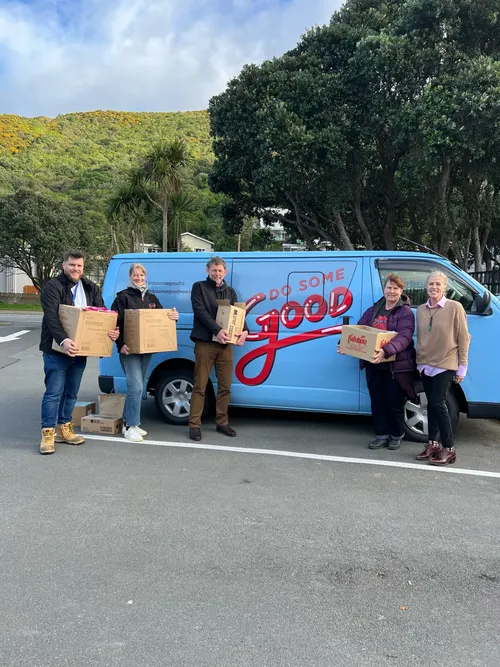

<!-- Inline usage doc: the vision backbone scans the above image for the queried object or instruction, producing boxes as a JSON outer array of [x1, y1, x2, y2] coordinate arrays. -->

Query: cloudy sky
[[0, 0, 342, 118]]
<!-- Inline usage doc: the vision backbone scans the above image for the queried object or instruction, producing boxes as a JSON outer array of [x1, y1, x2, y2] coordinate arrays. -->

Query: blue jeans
[[41, 353, 87, 428], [119, 353, 152, 428]]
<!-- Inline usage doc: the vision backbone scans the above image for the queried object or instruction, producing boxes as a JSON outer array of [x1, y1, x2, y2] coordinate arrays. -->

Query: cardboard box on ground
[[80, 394, 126, 435], [124, 308, 177, 354], [52, 305, 117, 357], [71, 401, 96, 427], [339, 325, 397, 363], [81, 416, 123, 434], [212, 301, 246, 344]]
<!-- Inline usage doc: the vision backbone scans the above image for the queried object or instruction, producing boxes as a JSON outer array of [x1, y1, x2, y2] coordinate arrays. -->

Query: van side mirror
[[474, 290, 492, 315]]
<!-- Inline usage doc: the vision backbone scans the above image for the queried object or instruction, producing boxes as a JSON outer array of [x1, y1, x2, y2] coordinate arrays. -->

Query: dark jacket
[[190, 277, 247, 342], [111, 287, 162, 352], [358, 295, 417, 397], [40, 272, 104, 354]]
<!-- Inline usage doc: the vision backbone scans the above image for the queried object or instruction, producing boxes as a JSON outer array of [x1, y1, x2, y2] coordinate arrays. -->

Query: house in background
[[0, 264, 36, 294], [142, 233, 214, 254], [180, 232, 214, 252]]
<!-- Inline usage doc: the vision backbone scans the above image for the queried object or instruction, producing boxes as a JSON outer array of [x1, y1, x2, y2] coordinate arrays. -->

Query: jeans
[[189, 341, 233, 427], [41, 353, 87, 428], [119, 353, 152, 428], [367, 366, 406, 439], [421, 370, 455, 448]]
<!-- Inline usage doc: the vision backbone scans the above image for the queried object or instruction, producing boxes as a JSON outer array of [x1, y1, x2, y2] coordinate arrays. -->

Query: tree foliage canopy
[[209, 0, 500, 267]]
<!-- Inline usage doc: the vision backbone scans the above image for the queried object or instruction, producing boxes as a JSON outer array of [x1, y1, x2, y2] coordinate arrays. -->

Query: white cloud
[[0, 0, 342, 117]]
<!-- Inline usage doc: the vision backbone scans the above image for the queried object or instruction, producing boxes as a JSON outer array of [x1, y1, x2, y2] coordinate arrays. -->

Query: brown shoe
[[55, 422, 85, 445], [416, 441, 441, 460], [189, 427, 202, 442], [40, 428, 55, 455], [429, 447, 456, 466], [216, 424, 237, 437]]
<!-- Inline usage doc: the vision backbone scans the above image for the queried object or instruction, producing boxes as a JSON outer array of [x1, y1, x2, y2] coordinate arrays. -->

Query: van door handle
[[342, 316, 351, 325]]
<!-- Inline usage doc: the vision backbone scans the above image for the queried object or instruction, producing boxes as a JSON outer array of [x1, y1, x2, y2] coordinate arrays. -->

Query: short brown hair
[[207, 256, 226, 269], [62, 250, 85, 263], [384, 273, 404, 289]]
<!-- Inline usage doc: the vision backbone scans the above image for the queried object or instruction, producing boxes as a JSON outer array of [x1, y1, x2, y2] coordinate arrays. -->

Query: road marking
[[81, 434, 500, 479], [0, 329, 30, 343]]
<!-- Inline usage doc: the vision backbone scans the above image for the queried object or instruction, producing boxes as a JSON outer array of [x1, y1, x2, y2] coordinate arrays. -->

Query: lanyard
[[72, 281, 80, 305]]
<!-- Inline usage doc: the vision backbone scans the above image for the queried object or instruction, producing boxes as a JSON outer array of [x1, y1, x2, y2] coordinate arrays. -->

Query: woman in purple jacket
[[357, 273, 416, 450]]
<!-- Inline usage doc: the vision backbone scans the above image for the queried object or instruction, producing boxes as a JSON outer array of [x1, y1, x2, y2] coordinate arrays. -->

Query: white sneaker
[[122, 425, 147, 437], [124, 426, 143, 442]]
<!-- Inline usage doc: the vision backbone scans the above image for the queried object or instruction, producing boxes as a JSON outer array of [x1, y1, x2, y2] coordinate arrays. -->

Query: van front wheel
[[403, 387, 460, 443], [154, 369, 211, 425]]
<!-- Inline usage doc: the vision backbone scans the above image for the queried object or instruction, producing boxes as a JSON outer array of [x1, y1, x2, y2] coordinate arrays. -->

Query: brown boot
[[429, 447, 456, 466], [40, 428, 55, 455], [55, 422, 85, 445], [416, 441, 441, 460]]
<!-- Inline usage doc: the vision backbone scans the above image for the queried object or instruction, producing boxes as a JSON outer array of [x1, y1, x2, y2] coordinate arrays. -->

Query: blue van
[[99, 251, 500, 442]]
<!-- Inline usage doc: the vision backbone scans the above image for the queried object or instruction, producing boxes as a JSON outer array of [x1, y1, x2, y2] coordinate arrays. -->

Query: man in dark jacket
[[188, 256, 248, 441], [39, 250, 118, 455]]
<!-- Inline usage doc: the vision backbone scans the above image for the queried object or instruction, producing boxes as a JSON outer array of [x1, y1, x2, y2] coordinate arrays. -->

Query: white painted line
[[0, 329, 30, 343], [81, 434, 500, 479]]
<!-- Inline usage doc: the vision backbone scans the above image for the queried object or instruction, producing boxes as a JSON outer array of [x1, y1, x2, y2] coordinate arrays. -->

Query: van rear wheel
[[404, 387, 459, 443], [154, 368, 211, 425]]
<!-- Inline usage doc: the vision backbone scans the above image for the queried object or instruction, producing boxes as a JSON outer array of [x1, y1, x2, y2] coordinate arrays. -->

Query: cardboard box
[[124, 309, 178, 354], [212, 300, 246, 344], [81, 415, 123, 434], [52, 305, 118, 357], [71, 401, 96, 427], [98, 393, 126, 418], [339, 325, 397, 363]]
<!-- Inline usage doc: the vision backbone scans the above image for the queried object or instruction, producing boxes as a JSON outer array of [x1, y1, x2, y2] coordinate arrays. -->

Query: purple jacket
[[358, 296, 416, 375]]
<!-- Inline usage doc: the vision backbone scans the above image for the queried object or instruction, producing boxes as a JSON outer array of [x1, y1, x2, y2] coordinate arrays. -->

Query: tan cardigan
[[416, 300, 471, 370]]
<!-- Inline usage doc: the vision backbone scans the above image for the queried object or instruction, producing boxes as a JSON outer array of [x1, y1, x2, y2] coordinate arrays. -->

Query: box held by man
[[212, 300, 246, 344], [339, 325, 397, 362], [124, 309, 178, 354], [52, 305, 117, 357]]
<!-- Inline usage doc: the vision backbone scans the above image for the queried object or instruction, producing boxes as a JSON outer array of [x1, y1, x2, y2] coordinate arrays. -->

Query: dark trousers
[[41, 352, 87, 428], [189, 341, 233, 428], [367, 367, 406, 439], [421, 370, 455, 448]]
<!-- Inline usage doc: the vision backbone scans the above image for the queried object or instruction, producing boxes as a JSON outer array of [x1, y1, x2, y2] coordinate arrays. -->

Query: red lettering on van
[[235, 285, 353, 386]]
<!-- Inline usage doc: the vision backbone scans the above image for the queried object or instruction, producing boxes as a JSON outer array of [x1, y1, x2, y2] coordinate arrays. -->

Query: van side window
[[376, 264, 478, 313]]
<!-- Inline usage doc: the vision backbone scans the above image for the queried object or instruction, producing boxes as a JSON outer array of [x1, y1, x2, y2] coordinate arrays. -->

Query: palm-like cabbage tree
[[141, 139, 194, 251]]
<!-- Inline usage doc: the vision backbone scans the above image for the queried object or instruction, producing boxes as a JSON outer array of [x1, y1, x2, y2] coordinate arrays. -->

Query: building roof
[[180, 232, 214, 246]]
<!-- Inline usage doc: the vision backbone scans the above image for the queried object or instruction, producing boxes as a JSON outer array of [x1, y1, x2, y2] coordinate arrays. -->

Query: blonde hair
[[129, 263, 147, 277], [427, 270, 448, 289]]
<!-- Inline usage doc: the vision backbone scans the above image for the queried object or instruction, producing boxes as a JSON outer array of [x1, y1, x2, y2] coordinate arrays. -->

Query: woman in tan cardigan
[[416, 271, 471, 466]]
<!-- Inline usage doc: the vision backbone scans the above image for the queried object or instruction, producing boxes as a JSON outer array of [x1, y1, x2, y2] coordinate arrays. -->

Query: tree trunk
[[334, 212, 354, 250], [353, 162, 373, 249], [436, 157, 451, 256], [162, 207, 169, 252]]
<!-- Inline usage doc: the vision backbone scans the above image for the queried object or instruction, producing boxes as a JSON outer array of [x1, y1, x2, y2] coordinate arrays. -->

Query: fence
[[469, 270, 500, 295]]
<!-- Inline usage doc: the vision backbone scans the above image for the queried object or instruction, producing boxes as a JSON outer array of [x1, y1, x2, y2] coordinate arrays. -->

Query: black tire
[[154, 368, 212, 425], [403, 384, 460, 443]]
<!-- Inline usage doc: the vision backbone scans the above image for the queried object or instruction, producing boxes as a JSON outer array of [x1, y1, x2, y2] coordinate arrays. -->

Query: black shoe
[[368, 437, 389, 450], [216, 424, 237, 437], [189, 427, 202, 442], [388, 438, 402, 450]]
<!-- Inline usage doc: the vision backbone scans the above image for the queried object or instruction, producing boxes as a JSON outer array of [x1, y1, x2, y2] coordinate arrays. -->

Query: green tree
[[141, 139, 195, 251], [0, 190, 97, 290]]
